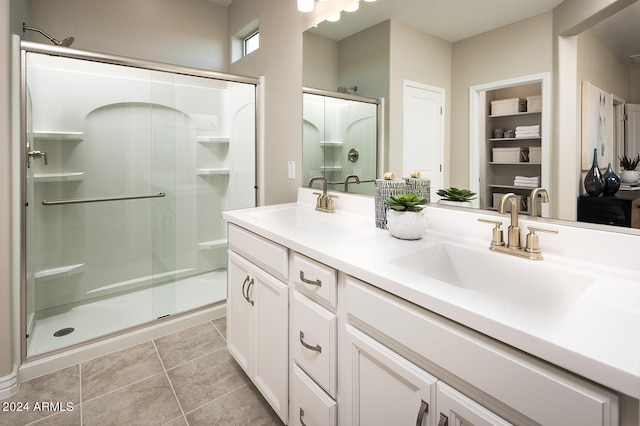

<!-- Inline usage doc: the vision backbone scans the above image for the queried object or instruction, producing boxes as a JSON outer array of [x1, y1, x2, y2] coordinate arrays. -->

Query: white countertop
[[223, 189, 640, 399]]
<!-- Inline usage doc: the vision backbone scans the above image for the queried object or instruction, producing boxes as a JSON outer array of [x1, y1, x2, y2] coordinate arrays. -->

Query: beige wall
[[1, 0, 15, 389], [26, 0, 228, 70], [450, 12, 554, 189], [578, 29, 631, 101], [389, 21, 451, 180], [303, 32, 339, 90]]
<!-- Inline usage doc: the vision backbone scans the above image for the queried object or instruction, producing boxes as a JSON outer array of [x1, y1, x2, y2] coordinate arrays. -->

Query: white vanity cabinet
[[290, 252, 339, 425], [227, 225, 289, 423], [344, 275, 619, 426]]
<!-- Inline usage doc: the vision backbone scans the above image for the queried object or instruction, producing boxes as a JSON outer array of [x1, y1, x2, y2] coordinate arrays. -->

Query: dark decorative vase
[[584, 148, 604, 196], [602, 162, 621, 196]]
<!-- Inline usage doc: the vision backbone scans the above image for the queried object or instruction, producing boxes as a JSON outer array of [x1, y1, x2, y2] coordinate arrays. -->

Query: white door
[[252, 265, 289, 423], [344, 324, 437, 426], [626, 104, 640, 158], [226, 250, 253, 375], [403, 80, 444, 200]]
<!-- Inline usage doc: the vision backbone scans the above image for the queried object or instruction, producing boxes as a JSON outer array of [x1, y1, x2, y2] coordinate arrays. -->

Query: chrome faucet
[[479, 191, 558, 260], [344, 174, 360, 192], [308, 176, 337, 213], [529, 188, 549, 217]]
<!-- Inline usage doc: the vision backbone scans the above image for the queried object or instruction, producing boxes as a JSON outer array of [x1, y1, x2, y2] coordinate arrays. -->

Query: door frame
[[469, 73, 551, 212]]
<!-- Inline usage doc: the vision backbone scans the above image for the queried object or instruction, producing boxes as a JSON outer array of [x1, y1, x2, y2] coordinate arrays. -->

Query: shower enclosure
[[19, 42, 258, 358], [302, 89, 381, 195]]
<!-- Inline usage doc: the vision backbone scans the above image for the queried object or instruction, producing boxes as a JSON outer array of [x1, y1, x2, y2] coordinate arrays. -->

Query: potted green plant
[[619, 154, 640, 183], [384, 192, 428, 239], [436, 187, 476, 207]]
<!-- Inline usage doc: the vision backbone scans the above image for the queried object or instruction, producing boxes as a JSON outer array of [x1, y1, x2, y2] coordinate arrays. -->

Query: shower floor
[[27, 270, 227, 357]]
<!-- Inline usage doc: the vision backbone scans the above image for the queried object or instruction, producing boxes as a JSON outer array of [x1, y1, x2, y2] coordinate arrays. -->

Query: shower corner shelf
[[197, 136, 230, 144], [320, 141, 343, 147], [32, 131, 84, 142], [34, 263, 85, 281], [198, 239, 228, 250], [197, 168, 230, 176], [34, 172, 84, 183]]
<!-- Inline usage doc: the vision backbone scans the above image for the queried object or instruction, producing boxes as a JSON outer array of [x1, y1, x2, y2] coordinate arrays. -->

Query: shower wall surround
[[23, 50, 257, 357], [302, 91, 379, 195]]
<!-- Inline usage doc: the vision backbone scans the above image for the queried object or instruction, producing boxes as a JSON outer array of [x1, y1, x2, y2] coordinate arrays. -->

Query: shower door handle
[[27, 149, 48, 167]]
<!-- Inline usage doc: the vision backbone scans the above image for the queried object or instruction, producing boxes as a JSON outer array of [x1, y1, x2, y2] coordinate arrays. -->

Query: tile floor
[[0, 317, 284, 426]]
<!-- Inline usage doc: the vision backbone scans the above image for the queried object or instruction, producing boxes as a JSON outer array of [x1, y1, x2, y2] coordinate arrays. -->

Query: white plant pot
[[386, 210, 427, 240], [438, 200, 473, 207], [620, 170, 640, 183]]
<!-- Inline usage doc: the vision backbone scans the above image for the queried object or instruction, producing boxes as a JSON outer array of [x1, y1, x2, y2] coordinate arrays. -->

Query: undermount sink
[[248, 205, 333, 227], [390, 241, 593, 314]]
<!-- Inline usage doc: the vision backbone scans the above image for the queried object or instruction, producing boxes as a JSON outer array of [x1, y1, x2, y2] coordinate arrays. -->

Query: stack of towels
[[513, 176, 540, 188], [515, 125, 540, 138]]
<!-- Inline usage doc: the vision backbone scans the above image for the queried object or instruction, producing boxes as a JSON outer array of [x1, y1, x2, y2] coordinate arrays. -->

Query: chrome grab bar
[[42, 192, 166, 206]]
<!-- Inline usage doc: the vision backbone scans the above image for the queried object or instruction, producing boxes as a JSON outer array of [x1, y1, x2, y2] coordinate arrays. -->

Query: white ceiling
[[307, 0, 564, 42]]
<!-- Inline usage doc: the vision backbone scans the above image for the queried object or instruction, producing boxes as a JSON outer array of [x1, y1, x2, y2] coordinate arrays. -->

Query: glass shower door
[[23, 49, 256, 358]]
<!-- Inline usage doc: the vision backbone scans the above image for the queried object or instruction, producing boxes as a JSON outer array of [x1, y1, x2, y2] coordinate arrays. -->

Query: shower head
[[23, 23, 75, 47], [338, 86, 358, 94]]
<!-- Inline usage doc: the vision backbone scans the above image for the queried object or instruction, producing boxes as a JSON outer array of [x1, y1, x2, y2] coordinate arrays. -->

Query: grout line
[[163, 345, 228, 372], [181, 382, 253, 417], [152, 339, 187, 419], [80, 370, 166, 405]]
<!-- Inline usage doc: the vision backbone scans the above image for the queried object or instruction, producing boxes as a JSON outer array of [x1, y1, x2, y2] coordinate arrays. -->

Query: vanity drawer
[[292, 252, 337, 309], [292, 291, 337, 398], [228, 224, 288, 281], [292, 364, 337, 426]]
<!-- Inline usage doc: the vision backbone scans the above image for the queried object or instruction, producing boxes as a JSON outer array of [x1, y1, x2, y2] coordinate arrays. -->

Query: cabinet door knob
[[300, 270, 322, 287], [416, 399, 429, 426], [299, 331, 322, 353]]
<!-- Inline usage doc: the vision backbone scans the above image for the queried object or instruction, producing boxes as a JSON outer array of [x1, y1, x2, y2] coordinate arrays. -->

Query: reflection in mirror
[[302, 0, 640, 236], [303, 89, 380, 195]]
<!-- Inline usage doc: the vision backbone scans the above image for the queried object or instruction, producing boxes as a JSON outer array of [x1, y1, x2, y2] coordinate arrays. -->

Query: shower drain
[[53, 327, 75, 337]]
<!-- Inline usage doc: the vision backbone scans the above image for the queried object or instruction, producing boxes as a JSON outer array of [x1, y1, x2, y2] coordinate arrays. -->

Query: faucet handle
[[477, 218, 504, 247], [525, 226, 558, 254]]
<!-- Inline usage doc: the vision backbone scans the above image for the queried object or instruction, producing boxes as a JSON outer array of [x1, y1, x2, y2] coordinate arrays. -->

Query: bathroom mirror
[[302, 0, 640, 233]]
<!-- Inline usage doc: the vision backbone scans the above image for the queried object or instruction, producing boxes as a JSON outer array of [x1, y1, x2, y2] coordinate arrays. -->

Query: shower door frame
[[18, 41, 261, 362], [302, 87, 384, 194]]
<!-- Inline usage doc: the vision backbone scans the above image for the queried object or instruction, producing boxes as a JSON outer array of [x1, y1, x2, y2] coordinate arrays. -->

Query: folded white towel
[[513, 182, 539, 188], [515, 132, 540, 138], [514, 176, 540, 187], [516, 125, 540, 131]]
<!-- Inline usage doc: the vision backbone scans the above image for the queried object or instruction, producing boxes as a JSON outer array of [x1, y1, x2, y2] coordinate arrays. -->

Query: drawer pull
[[299, 331, 322, 353], [299, 407, 308, 426], [241, 275, 250, 301], [416, 400, 429, 426], [300, 270, 322, 287], [438, 413, 449, 426]]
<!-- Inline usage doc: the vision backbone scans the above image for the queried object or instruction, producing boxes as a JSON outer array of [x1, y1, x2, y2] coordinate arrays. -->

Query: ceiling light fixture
[[297, 0, 314, 12], [327, 12, 341, 22], [344, 1, 360, 12]]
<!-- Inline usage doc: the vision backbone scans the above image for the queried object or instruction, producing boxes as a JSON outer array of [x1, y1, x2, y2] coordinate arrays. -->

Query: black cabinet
[[577, 192, 640, 228]]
